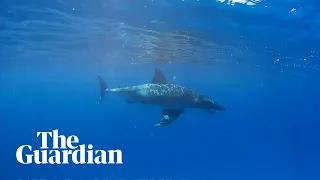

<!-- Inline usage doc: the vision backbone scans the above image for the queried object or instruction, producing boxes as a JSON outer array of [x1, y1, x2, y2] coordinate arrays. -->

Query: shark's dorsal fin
[[151, 68, 167, 84]]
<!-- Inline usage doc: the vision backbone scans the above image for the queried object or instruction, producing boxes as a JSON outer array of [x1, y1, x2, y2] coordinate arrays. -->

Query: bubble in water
[[173, 76, 177, 81]]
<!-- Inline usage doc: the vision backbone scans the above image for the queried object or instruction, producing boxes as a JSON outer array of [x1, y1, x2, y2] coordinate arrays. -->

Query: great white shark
[[97, 68, 225, 127]]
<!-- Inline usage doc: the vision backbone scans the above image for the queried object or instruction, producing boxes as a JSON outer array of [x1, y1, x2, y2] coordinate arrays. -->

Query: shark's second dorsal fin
[[151, 68, 167, 84]]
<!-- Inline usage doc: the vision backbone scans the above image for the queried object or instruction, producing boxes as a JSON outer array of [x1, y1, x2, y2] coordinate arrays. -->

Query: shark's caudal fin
[[151, 68, 167, 84], [97, 75, 108, 104]]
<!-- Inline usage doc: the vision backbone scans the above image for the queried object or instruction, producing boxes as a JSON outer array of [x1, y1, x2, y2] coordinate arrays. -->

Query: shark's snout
[[212, 102, 226, 111]]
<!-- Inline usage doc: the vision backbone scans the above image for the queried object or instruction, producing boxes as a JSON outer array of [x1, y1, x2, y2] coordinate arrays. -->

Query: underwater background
[[1, 0, 320, 179]]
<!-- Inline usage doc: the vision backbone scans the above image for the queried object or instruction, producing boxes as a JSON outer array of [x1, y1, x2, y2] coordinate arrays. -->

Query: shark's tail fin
[[97, 75, 108, 104]]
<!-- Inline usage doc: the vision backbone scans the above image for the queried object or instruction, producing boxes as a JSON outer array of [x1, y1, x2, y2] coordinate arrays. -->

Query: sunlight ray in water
[[0, 0, 319, 73], [0, 6, 239, 68]]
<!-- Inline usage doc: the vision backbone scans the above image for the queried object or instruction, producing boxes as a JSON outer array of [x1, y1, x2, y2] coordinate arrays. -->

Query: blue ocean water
[[1, 0, 320, 179]]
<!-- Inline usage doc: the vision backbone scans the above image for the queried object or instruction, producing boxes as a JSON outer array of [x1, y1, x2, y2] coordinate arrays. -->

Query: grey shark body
[[97, 68, 225, 127]]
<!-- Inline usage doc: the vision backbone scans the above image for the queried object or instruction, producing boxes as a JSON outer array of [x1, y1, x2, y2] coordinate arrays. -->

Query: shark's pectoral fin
[[126, 99, 134, 103], [151, 68, 167, 84], [154, 109, 184, 127], [206, 110, 216, 114]]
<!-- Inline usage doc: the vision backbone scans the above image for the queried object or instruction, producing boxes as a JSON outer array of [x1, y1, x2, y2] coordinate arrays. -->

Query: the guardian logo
[[16, 130, 123, 165]]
